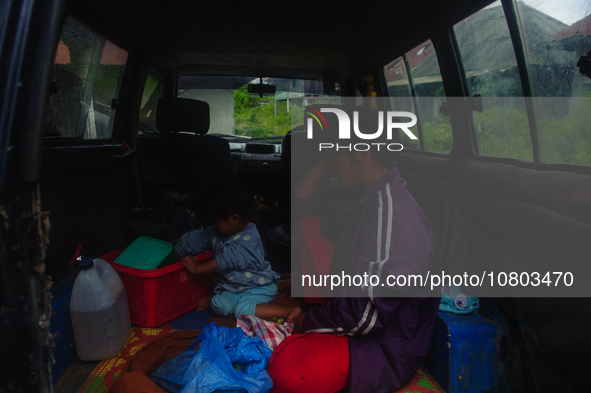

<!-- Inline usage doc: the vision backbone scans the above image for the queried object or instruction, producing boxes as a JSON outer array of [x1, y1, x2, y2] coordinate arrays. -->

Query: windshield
[[177, 76, 341, 138]]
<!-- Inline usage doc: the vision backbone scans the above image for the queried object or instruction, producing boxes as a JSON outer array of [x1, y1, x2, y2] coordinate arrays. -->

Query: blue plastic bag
[[150, 322, 273, 393]]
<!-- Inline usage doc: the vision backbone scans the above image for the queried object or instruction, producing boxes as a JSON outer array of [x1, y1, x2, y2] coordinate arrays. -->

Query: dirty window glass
[[516, 0, 591, 165], [46, 16, 128, 140], [454, 1, 532, 161], [139, 67, 164, 133], [384, 40, 452, 154]]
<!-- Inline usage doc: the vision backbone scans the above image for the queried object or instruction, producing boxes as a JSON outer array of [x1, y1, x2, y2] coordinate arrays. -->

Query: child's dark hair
[[201, 181, 256, 223]]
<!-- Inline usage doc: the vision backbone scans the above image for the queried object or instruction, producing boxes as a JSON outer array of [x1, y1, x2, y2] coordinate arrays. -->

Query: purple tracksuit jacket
[[296, 166, 440, 392]]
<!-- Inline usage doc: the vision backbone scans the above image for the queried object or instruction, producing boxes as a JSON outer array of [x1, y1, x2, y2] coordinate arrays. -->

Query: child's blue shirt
[[174, 223, 280, 294]]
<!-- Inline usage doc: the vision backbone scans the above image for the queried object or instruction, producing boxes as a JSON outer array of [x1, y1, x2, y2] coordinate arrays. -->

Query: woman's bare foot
[[286, 307, 303, 323], [196, 294, 213, 312]]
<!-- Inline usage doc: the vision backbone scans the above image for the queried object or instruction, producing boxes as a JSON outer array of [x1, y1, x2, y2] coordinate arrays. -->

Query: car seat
[[136, 97, 236, 203]]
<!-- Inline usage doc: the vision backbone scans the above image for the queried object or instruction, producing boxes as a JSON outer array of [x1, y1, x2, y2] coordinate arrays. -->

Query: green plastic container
[[114, 237, 177, 270]]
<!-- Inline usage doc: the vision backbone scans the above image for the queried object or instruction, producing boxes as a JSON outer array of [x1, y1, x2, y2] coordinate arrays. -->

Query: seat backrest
[[136, 98, 235, 203], [155, 97, 210, 134]]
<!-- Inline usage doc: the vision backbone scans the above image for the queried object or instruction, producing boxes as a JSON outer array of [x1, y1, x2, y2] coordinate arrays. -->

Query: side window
[[46, 16, 128, 140], [453, 1, 532, 161], [139, 67, 164, 133], [515, 0, 591, 165], [384, 40, 452, 154]]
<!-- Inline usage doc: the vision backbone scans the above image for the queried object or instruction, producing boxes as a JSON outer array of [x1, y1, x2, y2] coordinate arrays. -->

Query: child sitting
[[174, 181, 301, 322]]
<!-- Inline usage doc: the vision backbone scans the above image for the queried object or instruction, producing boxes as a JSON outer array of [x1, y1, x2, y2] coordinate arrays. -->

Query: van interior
[[1, 0, 590, 391]]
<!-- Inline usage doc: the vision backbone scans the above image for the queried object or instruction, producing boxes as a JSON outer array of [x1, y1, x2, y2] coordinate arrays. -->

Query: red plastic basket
[[102, 249, 214, 327]]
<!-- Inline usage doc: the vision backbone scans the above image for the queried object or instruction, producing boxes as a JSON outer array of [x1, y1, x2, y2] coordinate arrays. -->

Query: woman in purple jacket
[[268, 145, 440, 393]]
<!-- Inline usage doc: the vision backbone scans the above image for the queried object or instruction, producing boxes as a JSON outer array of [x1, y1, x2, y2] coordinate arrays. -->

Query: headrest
[[156, 98, 210, 134]]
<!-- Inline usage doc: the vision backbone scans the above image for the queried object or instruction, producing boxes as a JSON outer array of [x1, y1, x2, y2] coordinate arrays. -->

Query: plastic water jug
[[70, 257, 132, 361]]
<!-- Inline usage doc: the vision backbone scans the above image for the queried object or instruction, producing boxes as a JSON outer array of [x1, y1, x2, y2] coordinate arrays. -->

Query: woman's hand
[[294, 151, 335, 200]]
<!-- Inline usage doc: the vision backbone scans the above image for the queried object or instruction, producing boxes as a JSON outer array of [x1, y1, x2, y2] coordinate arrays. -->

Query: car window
[[385, 40, 452, 154], [454, 1, 532, 161], [46, 16, 128, 140], [177, 76, 341, 138], [515, 0, 591, 165]]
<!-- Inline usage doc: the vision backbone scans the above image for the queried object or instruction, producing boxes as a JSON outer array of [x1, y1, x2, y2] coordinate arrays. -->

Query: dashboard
[[217, 135, 285, 208]]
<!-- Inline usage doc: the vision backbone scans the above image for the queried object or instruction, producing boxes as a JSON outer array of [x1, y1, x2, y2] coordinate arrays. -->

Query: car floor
[[52, 288, 299, 393], [52, 308, 214, 393]]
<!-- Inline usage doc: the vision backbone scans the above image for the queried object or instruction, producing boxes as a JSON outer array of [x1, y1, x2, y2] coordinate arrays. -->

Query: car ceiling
[[71, 0, 492, 79]]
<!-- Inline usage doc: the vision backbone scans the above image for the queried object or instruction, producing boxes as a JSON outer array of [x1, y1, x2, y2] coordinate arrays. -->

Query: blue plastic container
[[424, 311, 501, 392]]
